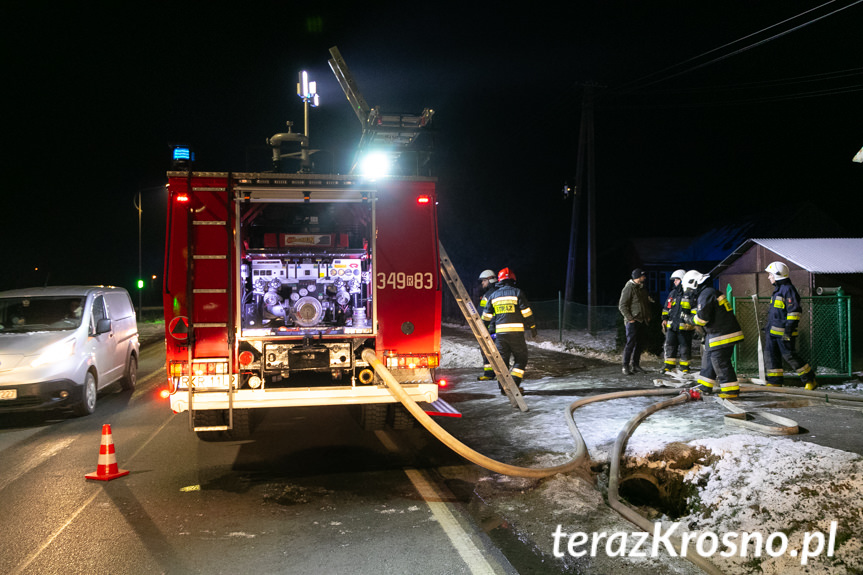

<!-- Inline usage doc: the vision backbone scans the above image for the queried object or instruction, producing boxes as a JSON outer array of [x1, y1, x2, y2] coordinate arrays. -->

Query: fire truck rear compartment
[[239, 200, 373, 336]]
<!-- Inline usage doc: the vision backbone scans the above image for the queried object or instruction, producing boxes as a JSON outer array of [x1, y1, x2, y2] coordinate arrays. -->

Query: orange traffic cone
[[85, 424, 130, 481]]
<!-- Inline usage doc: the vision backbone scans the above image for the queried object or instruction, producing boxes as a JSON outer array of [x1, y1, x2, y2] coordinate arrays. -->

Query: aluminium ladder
[[439, 242, 528, 412]]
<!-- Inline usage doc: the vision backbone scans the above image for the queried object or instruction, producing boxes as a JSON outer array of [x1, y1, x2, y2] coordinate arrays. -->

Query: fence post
[[559, 291, 563, 342]]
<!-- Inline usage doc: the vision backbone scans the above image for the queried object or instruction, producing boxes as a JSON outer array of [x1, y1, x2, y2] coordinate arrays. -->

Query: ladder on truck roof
[[439, 242, 528, 412], [185, 176, 238, 435], [328, 46, 435, 175]]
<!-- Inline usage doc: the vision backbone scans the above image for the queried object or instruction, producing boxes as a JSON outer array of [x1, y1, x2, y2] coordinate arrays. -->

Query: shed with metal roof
[[709, 238, 863, 375], [708, 238, 863, 299]]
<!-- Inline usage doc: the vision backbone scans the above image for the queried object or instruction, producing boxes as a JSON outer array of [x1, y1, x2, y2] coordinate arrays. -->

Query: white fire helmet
[[765, 261, 789, 280], [682, 270, 709, 292], [671, 269, 687, 281], [479, 269, 496, 282]]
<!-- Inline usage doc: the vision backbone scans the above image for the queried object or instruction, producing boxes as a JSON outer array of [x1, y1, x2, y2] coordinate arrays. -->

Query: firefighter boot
[[805, 379, 819, 391], [622, 365, 632, 375], [690, 379, 714, 395], [477, 371, 495, 381], [717, 382, 740, 399]]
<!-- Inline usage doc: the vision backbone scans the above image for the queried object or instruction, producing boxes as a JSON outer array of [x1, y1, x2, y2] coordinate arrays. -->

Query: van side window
[[90, 296, 107, 334]]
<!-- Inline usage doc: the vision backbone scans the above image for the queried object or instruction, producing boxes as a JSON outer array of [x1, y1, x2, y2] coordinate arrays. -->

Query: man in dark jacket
[[618, 268, 651, 375], [682, 270, 744, 399], [764, 261, 817, 390], [661, 269, 696, 375], [482, 268, 536, 393]]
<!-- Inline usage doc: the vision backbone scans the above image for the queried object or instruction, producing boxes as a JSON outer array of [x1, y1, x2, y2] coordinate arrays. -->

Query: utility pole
[[585, 85, 597, 330], [565, 83, 598, 332]]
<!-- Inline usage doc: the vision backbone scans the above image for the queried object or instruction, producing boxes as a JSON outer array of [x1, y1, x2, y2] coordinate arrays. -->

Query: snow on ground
[[441, 324, 863, 574]]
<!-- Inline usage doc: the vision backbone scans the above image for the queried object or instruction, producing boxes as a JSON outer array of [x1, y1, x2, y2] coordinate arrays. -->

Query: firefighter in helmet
[[481, 268, 537, 394], [661, 269, 696, 375], [477, 269, 498, 380], [764, 262, 817, 390], [682, 270, 743, 399]]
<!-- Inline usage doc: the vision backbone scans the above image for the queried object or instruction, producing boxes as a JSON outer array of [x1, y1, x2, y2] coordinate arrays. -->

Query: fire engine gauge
[[299, 288, 308, 297], [290, 293, 300, 302]]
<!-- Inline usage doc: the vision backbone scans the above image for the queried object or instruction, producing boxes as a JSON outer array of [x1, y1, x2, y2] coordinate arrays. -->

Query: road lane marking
[[9, 414, 175, 575], [404, 468, 499, 575]]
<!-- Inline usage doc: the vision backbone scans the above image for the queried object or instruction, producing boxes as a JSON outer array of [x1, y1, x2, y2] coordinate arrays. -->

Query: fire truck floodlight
[[359, 152, 391, 179]]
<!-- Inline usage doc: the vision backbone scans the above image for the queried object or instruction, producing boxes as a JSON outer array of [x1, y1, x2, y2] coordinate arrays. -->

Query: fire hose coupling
[[682, 388, 703, 401]]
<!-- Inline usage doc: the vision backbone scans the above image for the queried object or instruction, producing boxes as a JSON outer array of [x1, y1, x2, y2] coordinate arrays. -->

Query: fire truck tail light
[[416, 194, 431, 205], [238, 351, 255, 366], [176, 193, 189, 203], [438, 378, 448, 388], [169, 362, 188, 377], [384, 353, 439, 369]]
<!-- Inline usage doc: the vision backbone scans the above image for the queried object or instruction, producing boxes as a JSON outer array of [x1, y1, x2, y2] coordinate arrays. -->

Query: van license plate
[[0, 389, 17, 400]]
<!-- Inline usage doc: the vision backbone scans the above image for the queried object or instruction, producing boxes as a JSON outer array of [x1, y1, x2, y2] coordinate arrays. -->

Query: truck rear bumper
[[170, 383, 439, 413]]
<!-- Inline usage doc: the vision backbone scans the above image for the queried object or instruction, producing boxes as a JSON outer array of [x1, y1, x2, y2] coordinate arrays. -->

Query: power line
[[606, 84, 863, 109], [605, 0, 863, 98], [630, 67, 863, 95]]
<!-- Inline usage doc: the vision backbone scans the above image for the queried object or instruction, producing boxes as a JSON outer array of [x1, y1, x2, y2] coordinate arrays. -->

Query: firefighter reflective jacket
[[481, 281, 535, 334], [662, 285, 695, 331], [478, 283, 498, 334], [766, 278, 802, 338], [690, 286, 744, 349]]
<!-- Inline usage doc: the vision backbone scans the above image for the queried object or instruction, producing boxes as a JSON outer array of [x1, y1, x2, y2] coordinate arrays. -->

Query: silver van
[[0, 286, 140, 416]]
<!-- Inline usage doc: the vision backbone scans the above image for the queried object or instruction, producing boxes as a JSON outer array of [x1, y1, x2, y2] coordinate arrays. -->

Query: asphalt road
[[0, 342, 518, 575], [3, 332, 860, 575]]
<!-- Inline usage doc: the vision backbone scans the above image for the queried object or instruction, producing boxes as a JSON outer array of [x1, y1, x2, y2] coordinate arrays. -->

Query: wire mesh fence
[[732, 293, 852, 379], [442, 287, 622, 340]]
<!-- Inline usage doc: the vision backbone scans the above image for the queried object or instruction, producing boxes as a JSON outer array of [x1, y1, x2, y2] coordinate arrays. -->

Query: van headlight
[[31, 339, 76, 367]]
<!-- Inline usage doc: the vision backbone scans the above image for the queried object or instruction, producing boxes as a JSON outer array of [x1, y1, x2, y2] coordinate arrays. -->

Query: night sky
[[4, 2, 861, 305]]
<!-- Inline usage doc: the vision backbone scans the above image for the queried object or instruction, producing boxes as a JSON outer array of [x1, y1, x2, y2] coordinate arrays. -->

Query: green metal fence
[[531, 299, 621, 333], [731, 286, 852, 380]]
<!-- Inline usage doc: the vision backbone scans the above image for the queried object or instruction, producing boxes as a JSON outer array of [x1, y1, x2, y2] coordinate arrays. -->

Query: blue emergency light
[[172, 146, 192, 161]]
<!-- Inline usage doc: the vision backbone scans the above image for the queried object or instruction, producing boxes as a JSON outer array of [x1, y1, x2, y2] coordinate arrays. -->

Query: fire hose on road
[[363, 348, 863, 574]]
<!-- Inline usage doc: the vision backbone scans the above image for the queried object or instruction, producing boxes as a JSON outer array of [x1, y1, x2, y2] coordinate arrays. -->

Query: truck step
[[422, 398, 461, 418], [193, 425, 229, 432]]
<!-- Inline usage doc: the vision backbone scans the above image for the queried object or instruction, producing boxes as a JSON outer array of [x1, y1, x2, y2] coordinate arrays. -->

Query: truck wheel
[[358, 404, 387, 431], [224, 409, 253, 440], [194, 410, 225, 442], [120, 355, 137, 391], [388, 404, 417, 430], [73, 371, 97, 417]]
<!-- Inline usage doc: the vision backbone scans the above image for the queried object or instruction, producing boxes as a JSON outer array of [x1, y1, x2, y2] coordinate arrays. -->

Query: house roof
[[711, 238, 863, 276]]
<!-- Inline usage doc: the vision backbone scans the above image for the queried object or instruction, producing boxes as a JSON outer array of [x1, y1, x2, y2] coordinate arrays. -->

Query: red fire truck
[[162, 49, 442, 439]]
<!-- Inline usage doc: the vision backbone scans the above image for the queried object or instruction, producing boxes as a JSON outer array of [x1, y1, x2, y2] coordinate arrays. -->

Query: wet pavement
[[433, 326, 863, 574]]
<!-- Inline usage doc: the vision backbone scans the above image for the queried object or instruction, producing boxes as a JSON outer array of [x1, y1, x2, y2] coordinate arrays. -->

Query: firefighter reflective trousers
[[696, 340, 739, 397], [664, 329, 693, 370], [765, 331, 815, 386], [495, 332, 528, 385]]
